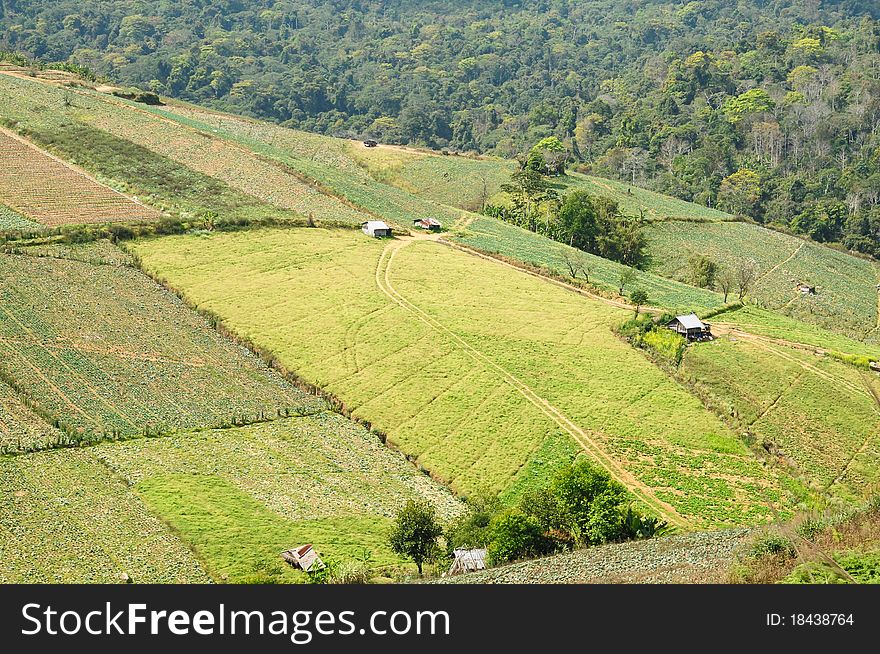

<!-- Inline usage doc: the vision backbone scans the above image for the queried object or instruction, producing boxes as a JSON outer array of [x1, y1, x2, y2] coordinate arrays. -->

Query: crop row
[[0, 74, 367, 226], [680, 337, 880, 500], [457, 216, 723, 312], [0, 245, 323, 449], [0, 129, 159, 226], [646, 221, 879, 341]]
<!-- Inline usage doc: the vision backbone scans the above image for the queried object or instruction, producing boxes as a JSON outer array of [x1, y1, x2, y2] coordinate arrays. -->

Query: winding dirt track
[[374, 236, 689, 528]]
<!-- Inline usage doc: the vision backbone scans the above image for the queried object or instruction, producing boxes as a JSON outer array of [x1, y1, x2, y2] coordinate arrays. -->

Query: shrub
[[486, 510, 551, 564], [550, 458, 629, 545]]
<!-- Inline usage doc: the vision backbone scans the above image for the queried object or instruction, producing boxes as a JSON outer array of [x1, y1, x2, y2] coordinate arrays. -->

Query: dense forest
[[2, 1, 879, 255]]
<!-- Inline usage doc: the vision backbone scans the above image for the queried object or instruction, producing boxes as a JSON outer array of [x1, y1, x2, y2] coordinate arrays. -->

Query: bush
[[445, 492, 502, 554], [550, 458, 629, 545], [486, 510, 552, 564]]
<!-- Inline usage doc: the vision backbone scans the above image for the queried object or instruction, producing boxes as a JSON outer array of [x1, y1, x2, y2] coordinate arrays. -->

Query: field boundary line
[[755, 240, 805, 285], [440, 237, 661, 314], [375, 238, 689, 528]]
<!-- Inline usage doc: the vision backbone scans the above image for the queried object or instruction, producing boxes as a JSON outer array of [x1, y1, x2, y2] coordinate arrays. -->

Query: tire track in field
[[374, 238, 689, 528], [755, 240, 805, 286]]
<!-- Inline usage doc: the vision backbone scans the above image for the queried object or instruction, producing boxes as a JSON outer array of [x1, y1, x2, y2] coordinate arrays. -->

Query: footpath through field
[[375, 235, 689, 528]]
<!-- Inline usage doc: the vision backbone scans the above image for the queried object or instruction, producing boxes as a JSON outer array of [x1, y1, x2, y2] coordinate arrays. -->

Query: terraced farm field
[[132, 227, 787, 528], [0, 449, 210, 583], [0, 73, 367, 226], [646, 221, 879, 341], [0, 244, 320, 447], [93, 414, 461, 582], [680, 335, 880, 501], [457, 216, 723, 312], [0, 128, 159, 227], [136, 100, 469, 229], [712, 306, 880, 361]]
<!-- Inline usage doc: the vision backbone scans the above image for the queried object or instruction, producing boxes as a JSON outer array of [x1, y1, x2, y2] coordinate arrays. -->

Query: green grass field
[[345, 143, 732, 221], [131, 227, 786, 528], [0, 244, 321, 447], [136, 101, 470, 230], [0, 448, 211, 583], [457, 216, 724, 312], [94, 414, 460, 582], [646, 221, 879, 341], [680, 336, 880, 501]]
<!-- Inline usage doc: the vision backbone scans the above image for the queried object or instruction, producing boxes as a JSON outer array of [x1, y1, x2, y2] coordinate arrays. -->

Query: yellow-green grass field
[[679, 335, 880, 501], [344, 142, 732, 221], [457, 216, 723, 312], [0, 245, 321, 448], [646, 221, 879, 342], [131, 227, 787, 529], [0, 449, 211, 583], [93, 414, 461, 583]]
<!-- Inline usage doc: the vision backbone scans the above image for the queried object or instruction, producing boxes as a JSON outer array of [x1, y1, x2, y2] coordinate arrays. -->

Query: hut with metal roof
[[447, 548, 487, 576], [281, 544, 326, 572], [666, 313, 712, 341], [361, 220, 392, 238]]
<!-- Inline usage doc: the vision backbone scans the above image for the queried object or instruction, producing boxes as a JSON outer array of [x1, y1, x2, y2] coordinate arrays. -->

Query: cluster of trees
[[3, 1, 878, 255], [388, 459, 667, 575], [490, 149, 648, 268]]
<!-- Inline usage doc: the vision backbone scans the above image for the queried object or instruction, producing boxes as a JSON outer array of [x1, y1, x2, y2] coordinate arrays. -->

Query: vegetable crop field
[[680, 335, 880, 501], [0, 128, 159, 227], [132, 227, 787, 528], [0, 243, 321, 448], [0, 73, 367, 226], [457, 216, 723, 312], [646, 221, 879, 341], [0, 203, 41, 232], [93, 414, 461, 582], [138, 100, 470, 229], [0, 379, 62, 452], [0, 449, 210, 583]]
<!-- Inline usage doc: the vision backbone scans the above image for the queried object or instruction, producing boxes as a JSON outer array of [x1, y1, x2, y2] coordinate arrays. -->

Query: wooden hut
[[363, 139, 378, 148], [666, 313, 712, 341], [281, 544, 326, 572], [413, 218, 442, 231], [447, 548, 487, 576]]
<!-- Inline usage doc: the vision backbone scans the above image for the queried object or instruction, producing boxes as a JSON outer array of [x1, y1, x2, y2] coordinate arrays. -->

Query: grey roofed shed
[[447, 548, 487, 576], [666, 313, 712, 340]]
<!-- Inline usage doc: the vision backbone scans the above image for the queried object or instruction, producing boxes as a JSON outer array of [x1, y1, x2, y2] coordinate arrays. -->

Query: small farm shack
[[362, 220, 392, 238], [281, 544, 325, 573], [413, 218, 442, 232], [666, 313, 712, 341], [870, 361, 880, 373], [363, 139, 378, 147], [447, 548, 487, 576], [796, 283, 817, 296]]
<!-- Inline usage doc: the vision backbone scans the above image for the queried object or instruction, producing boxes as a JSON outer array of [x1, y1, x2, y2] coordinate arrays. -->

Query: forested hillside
[[1, 0, 879, 256]]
